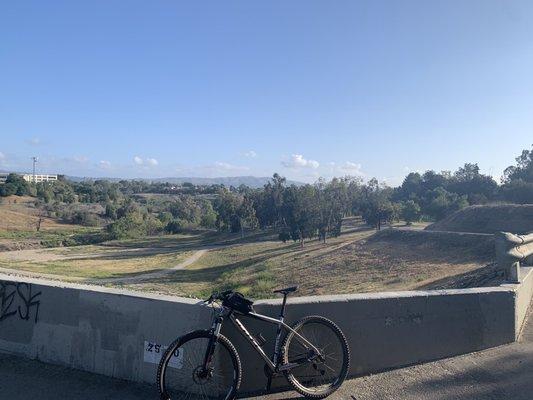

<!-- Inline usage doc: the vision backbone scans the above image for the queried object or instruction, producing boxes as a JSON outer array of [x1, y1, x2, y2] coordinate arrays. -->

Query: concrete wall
[[509, 267, 533, 337], [1, 270, 532, 394]]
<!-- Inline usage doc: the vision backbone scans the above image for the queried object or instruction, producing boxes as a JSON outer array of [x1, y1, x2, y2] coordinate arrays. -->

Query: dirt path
[[0, 248, 209, 285], [86, 248, 208, 284]]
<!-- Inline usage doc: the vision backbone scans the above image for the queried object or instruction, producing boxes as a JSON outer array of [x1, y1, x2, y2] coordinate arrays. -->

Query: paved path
[[2, 303, 533, 400]]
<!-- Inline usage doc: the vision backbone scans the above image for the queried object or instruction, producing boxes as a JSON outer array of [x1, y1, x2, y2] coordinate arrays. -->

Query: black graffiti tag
[[0, 281, 42, 323], [0, 282, 16, 321]]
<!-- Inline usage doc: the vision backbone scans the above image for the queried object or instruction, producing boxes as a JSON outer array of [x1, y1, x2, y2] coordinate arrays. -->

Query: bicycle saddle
[[273, 285, 299, 295]]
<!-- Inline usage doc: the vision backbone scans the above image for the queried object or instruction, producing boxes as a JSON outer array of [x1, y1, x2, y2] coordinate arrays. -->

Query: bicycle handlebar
[[204, 290, 233, 304]]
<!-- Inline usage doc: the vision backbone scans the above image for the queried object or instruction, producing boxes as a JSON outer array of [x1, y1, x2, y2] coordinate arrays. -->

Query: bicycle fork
[[202, 315, 223, 372]]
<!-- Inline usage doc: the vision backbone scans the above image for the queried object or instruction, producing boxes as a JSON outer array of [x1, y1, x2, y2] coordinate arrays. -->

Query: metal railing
[[495, 232, 533, 283]]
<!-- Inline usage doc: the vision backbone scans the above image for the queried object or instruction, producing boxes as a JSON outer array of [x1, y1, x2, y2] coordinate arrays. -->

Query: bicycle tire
[[282, 316, 350, 399], [157, 330, 242, 400]]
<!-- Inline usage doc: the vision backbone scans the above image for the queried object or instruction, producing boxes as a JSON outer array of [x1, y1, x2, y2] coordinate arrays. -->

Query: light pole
[[31, 156, 38, 183]]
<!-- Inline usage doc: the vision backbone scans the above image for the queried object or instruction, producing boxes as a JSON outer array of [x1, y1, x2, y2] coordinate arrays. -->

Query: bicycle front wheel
[[157, 330, 241, 400], [282, 316, 350, 399]]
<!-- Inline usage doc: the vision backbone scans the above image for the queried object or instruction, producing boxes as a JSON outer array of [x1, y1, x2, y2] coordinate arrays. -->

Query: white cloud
[[243, 150, 257, 158], [338, 161, 364, 176], [282, 154, 320, 169], [98, 160, 111, 169], [134, 156, 158, 167], [321, 161, 365, 181], [0, 152, 4, 160]]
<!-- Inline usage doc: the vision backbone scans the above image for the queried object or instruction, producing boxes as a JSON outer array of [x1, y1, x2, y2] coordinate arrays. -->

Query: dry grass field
[[0, 196, 72, 232], [0, 210, 500, 299], [0, 244, 194, 280], [0, 196, 100, 251]]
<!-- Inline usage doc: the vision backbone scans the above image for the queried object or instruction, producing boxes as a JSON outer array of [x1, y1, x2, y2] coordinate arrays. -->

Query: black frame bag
[[223, 292, 254, 314]]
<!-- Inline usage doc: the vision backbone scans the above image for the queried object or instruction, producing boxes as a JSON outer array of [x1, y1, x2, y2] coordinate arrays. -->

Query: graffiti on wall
[[0, 281, 42, 323]]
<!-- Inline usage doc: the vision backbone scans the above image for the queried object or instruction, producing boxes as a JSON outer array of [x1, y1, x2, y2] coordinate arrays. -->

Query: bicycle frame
[[208, 303, 321, 373]]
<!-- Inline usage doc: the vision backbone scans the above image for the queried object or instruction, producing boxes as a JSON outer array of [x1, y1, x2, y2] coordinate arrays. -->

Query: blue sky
[[1, 0, 532, 184]]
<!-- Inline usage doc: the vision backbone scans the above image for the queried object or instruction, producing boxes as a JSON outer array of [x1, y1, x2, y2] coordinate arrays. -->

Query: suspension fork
[[202, 315, 223, 370]]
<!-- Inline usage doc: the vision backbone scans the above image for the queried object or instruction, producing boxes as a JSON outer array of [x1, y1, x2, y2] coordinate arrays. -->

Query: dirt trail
[[87, 248, 208, 284], [0, 248, 209, 285]]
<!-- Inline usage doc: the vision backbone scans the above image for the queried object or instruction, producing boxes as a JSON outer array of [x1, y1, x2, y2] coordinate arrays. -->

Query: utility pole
[[31, 156, 38, 183]]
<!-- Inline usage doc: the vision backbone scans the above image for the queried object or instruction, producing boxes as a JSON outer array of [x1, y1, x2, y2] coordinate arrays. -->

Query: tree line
[[1, 145, 532, 244]]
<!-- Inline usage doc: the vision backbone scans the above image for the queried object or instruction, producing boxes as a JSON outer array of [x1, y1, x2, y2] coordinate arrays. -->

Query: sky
[[1, 0, 533, 185]]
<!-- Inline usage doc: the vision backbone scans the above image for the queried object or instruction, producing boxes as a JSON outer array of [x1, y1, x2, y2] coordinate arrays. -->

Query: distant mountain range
[[66, 175, 304, 188], [0, 170, 303, 188]]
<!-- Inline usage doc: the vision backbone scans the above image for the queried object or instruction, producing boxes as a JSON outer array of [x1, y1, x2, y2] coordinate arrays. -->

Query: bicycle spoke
[[284, 318, 348, 397], [161, 335, 238, 400]]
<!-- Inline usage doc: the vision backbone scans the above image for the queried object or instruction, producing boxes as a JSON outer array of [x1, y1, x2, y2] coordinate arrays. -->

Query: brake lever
[[204, 291, 219, 304]]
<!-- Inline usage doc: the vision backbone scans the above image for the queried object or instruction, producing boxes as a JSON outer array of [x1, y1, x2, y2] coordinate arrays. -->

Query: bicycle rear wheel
[[157, 330, 241, 400], [282, 316, 350, 399]]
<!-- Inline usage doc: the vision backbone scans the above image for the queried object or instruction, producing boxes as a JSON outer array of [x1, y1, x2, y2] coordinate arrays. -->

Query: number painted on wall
[[143, 340, 183, 369]]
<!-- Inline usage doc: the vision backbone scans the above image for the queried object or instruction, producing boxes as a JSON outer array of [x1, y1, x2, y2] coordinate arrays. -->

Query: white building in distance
[[0, 173, 58, 184]]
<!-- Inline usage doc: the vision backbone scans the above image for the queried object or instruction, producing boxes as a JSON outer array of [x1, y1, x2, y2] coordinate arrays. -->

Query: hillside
[[0, 196, 66, 231], [0, 196, 101, 251], [426, 204, 533, 234]]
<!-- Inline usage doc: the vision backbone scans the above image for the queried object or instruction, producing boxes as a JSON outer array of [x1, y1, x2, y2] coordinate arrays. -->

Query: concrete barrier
[[1, 269, 533, 394]]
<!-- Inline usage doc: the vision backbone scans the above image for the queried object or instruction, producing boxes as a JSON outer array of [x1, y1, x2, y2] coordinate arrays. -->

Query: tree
[[169, 196, 202, 225], [199, 200, 217, 228], [165, 219, 183, 234], [400, 200, 421, 225], [316, 178, 348, 242], [501, 145, 533, 203], [396, 172, 423, 202], [0, 174, 30, 197], [106, 211, 162, 239], [236, 196, 258, 237], [500, 180, 533, 204], [448, 163, 497, 204], [214, 189, 258, 236], [360, 179, 397, 230], [346, 176, 364, 215], [503, 145, 533, 183], [105, 203, 118, 220], [254, 173, 286, 229], [280, 185, 319, 247], [425, 187, 468, 220]]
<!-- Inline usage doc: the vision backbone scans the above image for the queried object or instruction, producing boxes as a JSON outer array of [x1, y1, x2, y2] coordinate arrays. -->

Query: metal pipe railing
[[495, 232, 533, 283]]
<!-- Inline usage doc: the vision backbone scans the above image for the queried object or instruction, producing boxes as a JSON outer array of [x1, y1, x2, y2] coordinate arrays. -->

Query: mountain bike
[[157, 286, 350, 400]]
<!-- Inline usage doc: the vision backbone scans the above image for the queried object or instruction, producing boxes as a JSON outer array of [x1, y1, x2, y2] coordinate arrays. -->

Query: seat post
[[280, 293, 288, 319]]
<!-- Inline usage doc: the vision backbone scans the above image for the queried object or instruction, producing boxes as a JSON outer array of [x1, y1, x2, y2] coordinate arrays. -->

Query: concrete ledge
[[1, 269, 533, 393]]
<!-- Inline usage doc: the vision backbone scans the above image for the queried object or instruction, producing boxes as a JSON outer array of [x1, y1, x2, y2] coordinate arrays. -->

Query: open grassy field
[[0, 215, 499, 299], [118, 225, 497, 299], [0, 244, 194, 280], [123, 227, 373, 298]]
